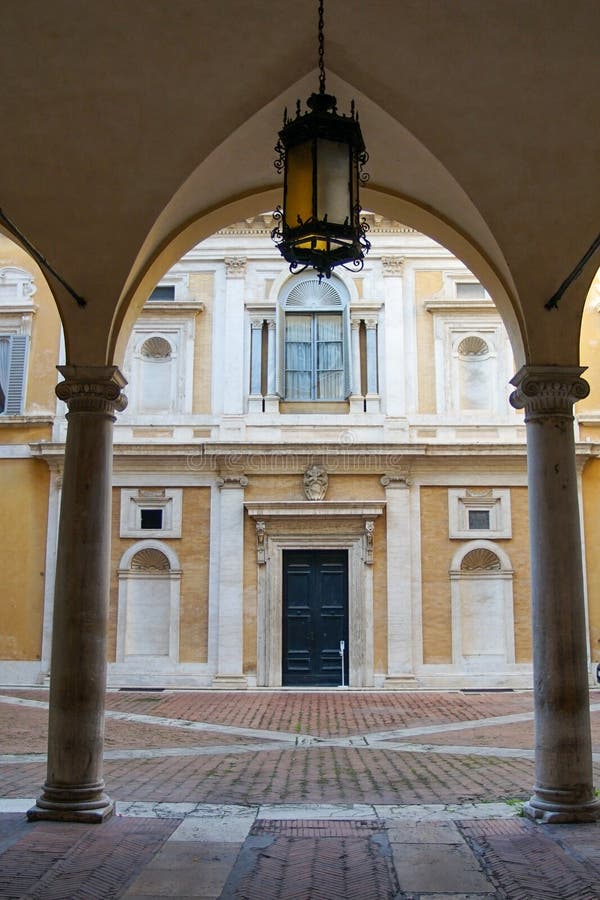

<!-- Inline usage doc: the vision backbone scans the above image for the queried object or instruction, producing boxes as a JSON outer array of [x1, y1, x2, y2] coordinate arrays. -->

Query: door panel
[[283, 549, 348, 686]]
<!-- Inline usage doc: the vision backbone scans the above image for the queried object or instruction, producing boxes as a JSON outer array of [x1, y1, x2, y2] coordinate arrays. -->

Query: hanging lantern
[[271, 0, 370, 280]]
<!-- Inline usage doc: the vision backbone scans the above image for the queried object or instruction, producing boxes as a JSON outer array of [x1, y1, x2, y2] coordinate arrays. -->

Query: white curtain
[[0, 337, 10, 413], [285, 315, 312, 399], [316, 315, 343, 399]]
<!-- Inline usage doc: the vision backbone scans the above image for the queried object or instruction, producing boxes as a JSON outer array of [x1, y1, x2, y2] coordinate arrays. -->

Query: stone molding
[[216, 474, 248, 489], [510, 366, 589, 420], [256, 520, 266, 564], [381, 473, 411, 489], [56, 365, 128, 415], [224, 256, 247, 277]]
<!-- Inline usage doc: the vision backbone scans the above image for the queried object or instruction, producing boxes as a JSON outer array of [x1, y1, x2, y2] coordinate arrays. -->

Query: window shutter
[[5, 335, 28, 414]]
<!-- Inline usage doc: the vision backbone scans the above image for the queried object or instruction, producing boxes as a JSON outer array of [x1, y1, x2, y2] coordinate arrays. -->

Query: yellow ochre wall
[[415, 270, 442, 414], [420, 486, 531, 664], [0, 234, 62, 418], [108, 486, 211, 663], [0, 460, 49, 659], [190, 273, 213, 414]]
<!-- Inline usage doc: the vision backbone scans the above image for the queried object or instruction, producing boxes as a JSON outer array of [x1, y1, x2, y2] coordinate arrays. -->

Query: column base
[[212, 675, 248, 689], [27, 786, 115, 824], [523, 793, 600, 824]]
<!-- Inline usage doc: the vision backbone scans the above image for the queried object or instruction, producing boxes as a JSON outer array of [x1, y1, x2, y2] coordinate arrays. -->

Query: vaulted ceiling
[[2, 0, 599, 366]]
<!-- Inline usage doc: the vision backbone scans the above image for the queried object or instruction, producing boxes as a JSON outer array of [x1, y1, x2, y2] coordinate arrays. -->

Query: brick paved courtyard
[[1, 688, 599, 897]]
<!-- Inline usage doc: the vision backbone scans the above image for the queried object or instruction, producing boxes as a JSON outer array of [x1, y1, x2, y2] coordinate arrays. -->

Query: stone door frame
[[245, 501, 385, 688]]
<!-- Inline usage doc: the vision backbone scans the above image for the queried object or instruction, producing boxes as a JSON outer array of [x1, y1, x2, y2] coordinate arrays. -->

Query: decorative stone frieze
[[256, 520, 266, 564], [224, 256, 247, 278], [381, 256, 405, 275], [56, 365, 128, 416], [364, 520, 375, 564], [510, 365, 589, 421], [303, 464, 328, 501]]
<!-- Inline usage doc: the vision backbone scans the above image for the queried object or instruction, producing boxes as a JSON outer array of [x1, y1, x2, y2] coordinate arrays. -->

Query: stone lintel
[[245, 501, 385, 519]]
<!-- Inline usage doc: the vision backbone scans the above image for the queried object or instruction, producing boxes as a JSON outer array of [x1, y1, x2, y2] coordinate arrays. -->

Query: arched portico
[[12, 4, 598, 823]]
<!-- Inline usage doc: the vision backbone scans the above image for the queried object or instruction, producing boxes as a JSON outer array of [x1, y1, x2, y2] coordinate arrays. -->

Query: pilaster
[[213, 474, 249, 688], [222, 257, 246, 421], [381, 474, 417, 687]]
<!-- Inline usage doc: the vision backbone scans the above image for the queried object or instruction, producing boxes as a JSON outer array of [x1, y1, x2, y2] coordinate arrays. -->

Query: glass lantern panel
[[316, 139, 350, 224], [285, 141, 313, 228]]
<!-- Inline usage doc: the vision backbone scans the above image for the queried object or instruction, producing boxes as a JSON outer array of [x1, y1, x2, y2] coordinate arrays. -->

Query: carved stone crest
[[303, 464, 328, 501]]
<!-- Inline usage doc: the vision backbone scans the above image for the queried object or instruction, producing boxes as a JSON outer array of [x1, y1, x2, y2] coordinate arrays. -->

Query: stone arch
[[112, 186, 525, 370]]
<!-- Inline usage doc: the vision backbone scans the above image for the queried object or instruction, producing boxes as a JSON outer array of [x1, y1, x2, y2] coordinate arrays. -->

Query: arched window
[[456, 335, 492, 411], [116, 541, 181, 665], [450, 541, 515, 673], [139, 336, 174, 412], [278, 275, 350, 401]]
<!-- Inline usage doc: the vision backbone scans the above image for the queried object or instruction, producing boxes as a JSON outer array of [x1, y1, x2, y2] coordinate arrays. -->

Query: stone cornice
[[245, 501, 385, 519]]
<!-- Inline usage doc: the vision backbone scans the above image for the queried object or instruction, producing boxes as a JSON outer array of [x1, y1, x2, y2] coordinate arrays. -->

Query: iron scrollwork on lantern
[[271, 0, 370, 280]]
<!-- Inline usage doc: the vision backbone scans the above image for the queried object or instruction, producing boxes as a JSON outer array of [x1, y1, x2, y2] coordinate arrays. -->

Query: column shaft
[[28, 365, 127, 823], [511, 365, 600, 823]]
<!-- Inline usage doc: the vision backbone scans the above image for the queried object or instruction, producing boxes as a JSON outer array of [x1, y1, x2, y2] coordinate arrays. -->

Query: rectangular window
[[468, 509, 490, 530], [285, 312, 344, 400], [140, 508, 163, 530], [148, 285, 175, 301], [456, 281, 486, 299]]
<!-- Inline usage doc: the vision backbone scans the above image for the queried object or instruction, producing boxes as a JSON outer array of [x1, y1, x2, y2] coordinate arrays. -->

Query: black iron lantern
[[272, 0, 370, 280]]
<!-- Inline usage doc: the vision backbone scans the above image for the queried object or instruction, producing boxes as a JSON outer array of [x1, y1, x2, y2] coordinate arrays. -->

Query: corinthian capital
[[56, 365, 128, 415], [509, 365, 589, 420]]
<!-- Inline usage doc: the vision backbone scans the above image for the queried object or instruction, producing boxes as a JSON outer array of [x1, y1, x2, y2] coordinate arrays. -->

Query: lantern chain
[[318, 0, 326, 94]]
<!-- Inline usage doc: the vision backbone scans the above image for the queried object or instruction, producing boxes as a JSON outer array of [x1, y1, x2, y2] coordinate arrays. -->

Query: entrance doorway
[[282, 549, 349, 686]]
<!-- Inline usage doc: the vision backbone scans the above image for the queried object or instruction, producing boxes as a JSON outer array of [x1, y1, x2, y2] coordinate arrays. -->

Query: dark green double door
[[282, 549, 349, 686]]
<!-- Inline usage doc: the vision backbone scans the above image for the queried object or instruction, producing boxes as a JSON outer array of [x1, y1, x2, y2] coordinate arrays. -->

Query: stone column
[[213, 475, 248, 688], [349, 316, 363, 412], [248, 317, 264, 413], [381, 474, 416, 686], [264, 317, 279, 412], [510, 365, 600, 823], [28, 365, 127, 823], [365, 317, 380, 412]]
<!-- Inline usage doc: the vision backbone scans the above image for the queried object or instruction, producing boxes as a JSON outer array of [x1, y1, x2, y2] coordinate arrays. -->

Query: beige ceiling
[[1, 0, 599, 366]]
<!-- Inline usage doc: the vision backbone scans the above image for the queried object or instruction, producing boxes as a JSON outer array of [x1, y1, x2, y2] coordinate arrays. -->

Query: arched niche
[[116, 540, 182, 666], [449, 540, 515, 673]]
